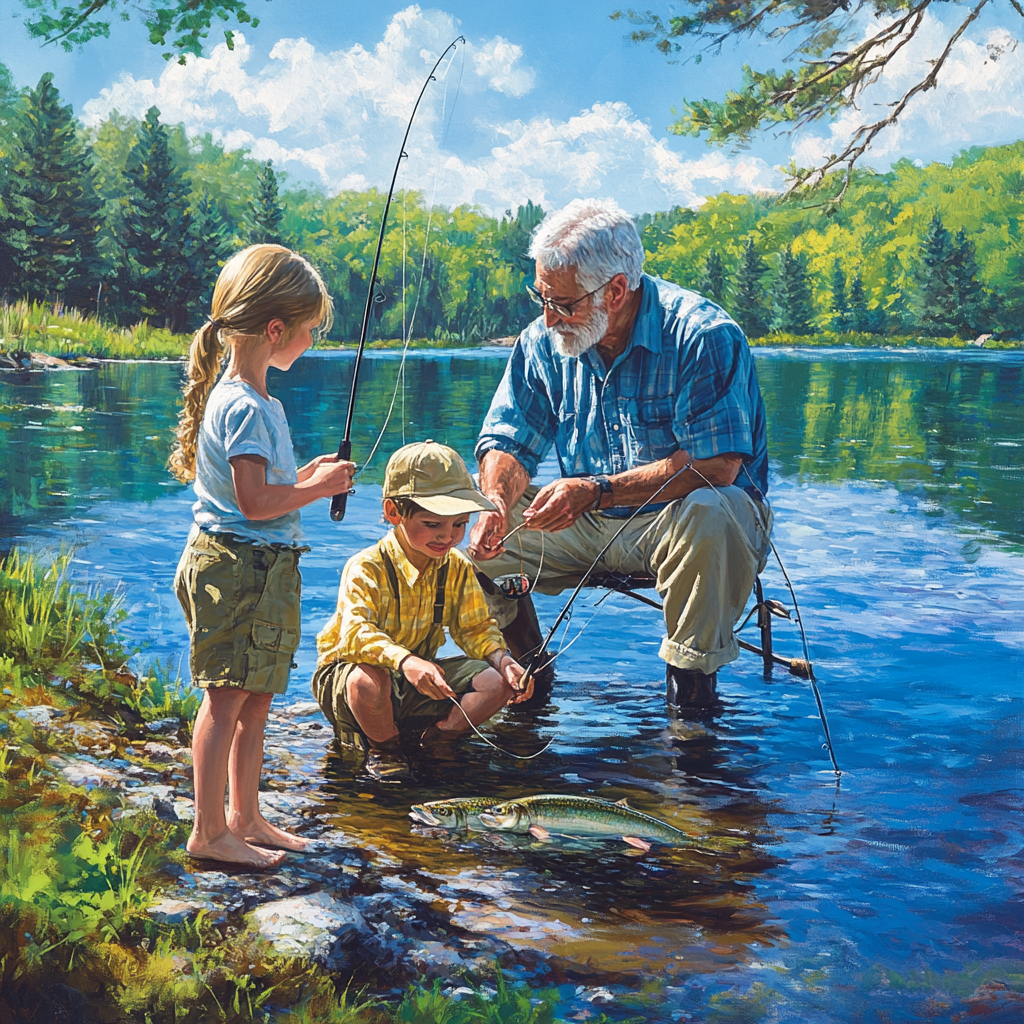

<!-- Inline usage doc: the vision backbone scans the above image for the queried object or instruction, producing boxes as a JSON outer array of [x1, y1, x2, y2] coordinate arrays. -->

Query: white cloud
[[790, 15, 1024, 171], [80, 5, 778, 213]]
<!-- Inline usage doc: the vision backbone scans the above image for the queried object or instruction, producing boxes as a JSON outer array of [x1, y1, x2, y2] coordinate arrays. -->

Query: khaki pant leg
[[643, 486, 772, 675], [472, 487, 614, 629]]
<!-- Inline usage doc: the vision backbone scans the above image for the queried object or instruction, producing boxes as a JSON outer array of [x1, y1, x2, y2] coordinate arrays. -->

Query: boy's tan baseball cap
[[383, 440, 497, 516]]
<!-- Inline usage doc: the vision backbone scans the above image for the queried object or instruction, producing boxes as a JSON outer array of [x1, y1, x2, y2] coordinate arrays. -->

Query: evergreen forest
[[2, 63, 1023, 343]]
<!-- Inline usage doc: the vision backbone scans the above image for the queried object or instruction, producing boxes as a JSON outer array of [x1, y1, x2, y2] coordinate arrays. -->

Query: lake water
[[2, 348, 1022, 1022]]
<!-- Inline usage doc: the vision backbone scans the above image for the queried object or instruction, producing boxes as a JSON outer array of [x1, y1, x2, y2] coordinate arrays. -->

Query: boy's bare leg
[[430, 668, 514, 737], [188, 689, 285, 868], [346, 665, 400, 744], [226, 691, 310, 852]]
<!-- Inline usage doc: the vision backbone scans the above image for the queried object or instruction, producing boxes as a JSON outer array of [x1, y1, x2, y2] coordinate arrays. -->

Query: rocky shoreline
[[16, 697, 634, 1017]]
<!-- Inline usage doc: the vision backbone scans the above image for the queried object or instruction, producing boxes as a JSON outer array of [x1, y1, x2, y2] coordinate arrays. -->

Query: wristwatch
[[583, 474, 613, 511]]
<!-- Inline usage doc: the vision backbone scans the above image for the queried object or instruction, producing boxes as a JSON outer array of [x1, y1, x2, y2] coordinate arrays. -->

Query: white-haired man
[[468, 198, 772, 710]]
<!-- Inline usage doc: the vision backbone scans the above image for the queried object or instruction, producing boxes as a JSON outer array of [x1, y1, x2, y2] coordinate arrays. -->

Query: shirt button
[[613, 424, 620, 431]]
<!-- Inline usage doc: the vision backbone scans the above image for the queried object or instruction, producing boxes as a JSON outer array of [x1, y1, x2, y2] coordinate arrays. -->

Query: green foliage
[[828, 261, 848, 331], [732, 238, 768, 338], [1, 298, 191, 358], [17, 0, 264, 64], [1, 73, 102, 306], [249, 159, 284, 246], [394, 971, 557, 1024], [115, 106, 194, 330], [772, 246, 814, 334], [699, 248, 728, 305]]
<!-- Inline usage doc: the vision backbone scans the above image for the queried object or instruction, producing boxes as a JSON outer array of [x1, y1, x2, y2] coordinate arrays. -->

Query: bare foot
[[228, 814, 311, 852], [186, 828, 286, 869]]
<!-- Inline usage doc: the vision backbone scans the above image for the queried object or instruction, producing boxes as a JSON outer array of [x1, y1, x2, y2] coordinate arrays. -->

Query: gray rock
[[122, 784, 176, 811], [278, 700, 322, 718], [15, 705, 62, 725], [148, 897, 216, 924], [147, 718, 180, 734], [142, 741, 177, 762], [249, 892, 366, 968]]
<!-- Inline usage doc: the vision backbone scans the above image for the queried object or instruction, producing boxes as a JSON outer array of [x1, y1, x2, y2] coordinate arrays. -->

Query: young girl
[[170, 244, 354, 868]]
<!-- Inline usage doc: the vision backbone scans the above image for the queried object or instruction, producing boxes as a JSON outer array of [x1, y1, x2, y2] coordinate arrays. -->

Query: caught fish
[[477, 794, 693, 846], [409, 796, 499, 831]]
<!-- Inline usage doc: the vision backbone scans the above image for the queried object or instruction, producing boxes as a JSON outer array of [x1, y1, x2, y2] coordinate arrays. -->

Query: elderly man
[[468, 198, 772, 709]]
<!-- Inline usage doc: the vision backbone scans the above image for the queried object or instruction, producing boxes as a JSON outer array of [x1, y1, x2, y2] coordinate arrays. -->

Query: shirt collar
[[382, 529, 447, 587], [580, 275, 660, 377]]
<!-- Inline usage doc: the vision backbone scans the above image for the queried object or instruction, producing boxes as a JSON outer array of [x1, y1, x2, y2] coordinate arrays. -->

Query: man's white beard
[[550, 306, 609, 358]]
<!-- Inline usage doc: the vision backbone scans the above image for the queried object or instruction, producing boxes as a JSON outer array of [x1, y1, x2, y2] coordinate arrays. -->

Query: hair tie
[[205, 314, 223, 329]]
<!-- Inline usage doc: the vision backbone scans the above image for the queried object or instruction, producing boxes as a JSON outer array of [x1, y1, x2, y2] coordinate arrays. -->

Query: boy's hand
[[494, 654, 533, 704], [401, 656, 456, 701]]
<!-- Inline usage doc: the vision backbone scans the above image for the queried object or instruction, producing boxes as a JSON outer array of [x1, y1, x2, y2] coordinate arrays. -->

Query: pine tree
[[3, 73, 102, 306], [829, 260, 848, 331], [772, 246, 815, 334], [117, 106, 193, 330], [948, 228, 988, 337], [184, 192, 234, 327], [700, 248, 729, 305], [733, 238, 769, 338], [249, 160, 283, 245], [914, 213, 957, 336], [848, 273, 869, 332]]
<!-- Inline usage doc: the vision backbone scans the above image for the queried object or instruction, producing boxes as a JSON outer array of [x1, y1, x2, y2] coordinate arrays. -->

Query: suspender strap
[[433, 560, 449, 625], [379, 545, 448, 627], [379, 546, 401, 622]]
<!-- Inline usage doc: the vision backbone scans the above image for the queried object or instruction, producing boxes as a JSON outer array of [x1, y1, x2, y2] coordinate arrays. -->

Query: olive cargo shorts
[[174, 526, 305, 695], [312, 656, 486, 740]]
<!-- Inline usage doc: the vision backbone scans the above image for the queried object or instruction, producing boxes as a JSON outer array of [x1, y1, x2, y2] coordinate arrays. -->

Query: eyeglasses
[[526, 276, 616, 319]]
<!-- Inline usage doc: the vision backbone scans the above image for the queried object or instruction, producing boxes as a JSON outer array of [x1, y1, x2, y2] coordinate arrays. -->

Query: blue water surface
[[1, 348, 1021, 1022]]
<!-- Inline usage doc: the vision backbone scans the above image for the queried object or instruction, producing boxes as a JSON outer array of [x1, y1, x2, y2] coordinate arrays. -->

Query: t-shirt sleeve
[[672, 322, 755, 460], [221, 396, 274, 463]]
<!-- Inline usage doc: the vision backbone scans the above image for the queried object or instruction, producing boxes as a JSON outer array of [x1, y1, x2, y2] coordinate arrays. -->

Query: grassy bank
[[3, 301, 1020, 362], [0, 548, 612, 1023]]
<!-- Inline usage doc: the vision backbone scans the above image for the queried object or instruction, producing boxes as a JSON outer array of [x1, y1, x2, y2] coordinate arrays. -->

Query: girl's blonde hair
[[169, 244, 333, 483]]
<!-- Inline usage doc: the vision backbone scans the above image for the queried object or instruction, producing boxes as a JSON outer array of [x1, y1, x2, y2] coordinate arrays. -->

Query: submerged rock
[[148, 897, 217, 925], [249, 892, 367, 968]]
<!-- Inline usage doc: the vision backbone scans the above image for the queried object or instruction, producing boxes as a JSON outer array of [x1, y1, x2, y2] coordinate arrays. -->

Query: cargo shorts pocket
[[244, 620, 300, 694]]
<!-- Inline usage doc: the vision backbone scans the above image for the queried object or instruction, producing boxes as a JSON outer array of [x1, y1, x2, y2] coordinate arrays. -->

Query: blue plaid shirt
[[476, 275, 769, 515]]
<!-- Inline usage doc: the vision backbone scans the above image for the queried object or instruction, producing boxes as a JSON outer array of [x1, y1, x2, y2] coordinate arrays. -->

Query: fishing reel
[[494, 573, 533, 600]]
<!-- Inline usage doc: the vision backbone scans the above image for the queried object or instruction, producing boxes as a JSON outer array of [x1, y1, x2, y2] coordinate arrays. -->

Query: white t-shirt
[[192, 377, 302, 547]]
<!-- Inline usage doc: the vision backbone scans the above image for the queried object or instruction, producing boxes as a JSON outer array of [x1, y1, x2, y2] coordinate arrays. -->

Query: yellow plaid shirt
[[315, 530, 506, 671]]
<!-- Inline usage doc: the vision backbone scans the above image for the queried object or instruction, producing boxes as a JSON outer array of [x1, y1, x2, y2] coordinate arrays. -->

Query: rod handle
[[330, 438, 353, 523]]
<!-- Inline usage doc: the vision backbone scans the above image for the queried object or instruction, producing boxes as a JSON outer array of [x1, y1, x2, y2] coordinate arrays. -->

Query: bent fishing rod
[[330, 36, 465, 522]]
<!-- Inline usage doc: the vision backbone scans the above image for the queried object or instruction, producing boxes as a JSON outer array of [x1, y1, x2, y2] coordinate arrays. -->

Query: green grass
[[748, 330, 1023, 349], [1, 299, 192, 360]]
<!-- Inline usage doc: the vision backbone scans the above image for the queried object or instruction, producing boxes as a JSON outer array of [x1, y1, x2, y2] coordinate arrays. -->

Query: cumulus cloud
[[790, 15, 1024, 171], [81, 4, 778, 213]]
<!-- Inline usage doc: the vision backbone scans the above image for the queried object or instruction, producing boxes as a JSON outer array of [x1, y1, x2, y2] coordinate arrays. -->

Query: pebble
[[249, 892, 367, 967]]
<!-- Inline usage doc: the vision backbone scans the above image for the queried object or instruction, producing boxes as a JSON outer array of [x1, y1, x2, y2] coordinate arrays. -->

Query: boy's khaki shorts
[[311, 656, 487, 739], [174, 526, 304, 695]]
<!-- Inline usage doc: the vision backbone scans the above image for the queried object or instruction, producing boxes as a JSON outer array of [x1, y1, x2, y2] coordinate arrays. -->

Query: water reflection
[[2, 349, 1021, 546]]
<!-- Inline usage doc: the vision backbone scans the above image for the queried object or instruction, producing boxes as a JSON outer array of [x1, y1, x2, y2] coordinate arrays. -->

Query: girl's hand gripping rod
[[330, 36, 464, 522]]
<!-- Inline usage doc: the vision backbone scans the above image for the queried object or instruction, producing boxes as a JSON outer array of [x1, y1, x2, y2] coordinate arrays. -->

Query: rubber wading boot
[[363, 738, 413, 783], [499, 592, 554, 708], [665, 665, 718, 711]]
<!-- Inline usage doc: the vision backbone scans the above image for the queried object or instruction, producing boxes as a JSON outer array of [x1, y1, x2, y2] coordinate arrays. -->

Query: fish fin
[[622, 836, 652, 852], [528, 825, 550, 839], [614, 798, 630, 807]]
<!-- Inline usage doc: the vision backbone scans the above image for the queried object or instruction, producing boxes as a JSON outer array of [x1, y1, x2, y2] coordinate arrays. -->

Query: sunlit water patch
[[1, 348, 1022, 1021]]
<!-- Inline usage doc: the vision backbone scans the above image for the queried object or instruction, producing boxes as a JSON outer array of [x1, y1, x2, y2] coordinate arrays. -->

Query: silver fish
[[409, 796, 500, 830], [477, 794, 693, 845]]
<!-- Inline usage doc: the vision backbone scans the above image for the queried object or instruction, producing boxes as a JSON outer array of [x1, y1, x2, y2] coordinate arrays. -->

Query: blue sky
[[2, 1, 1023, 214]]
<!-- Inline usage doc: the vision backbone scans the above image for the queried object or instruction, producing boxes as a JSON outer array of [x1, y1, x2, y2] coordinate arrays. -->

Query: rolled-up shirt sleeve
[[475, 334, 556, 478], [222, 399, 274, 462], [672, 323, 755, 460]]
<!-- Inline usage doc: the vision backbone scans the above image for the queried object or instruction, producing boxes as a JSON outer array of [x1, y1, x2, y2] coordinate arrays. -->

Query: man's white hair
[[528, 198, 645, 293]]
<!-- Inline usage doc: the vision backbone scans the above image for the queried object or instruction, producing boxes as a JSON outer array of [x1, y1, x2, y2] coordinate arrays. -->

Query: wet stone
[[142, 741, 177, 762], [148, 897, 217, 925], [249, 892, 367, 968]]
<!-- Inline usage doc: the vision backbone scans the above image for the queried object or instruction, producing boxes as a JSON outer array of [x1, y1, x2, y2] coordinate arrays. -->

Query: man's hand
[[468, 507, 507, 561], [400, 656, 456, 701], [521, 477, 599, 533]]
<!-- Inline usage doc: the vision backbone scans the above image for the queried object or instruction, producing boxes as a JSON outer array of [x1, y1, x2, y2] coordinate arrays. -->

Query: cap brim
[[413, 490, 497, 516]]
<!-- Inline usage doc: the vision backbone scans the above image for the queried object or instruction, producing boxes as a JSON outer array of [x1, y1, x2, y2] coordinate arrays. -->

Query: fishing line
[[443, 694, 554, 759], [356, 45, 465, 477]]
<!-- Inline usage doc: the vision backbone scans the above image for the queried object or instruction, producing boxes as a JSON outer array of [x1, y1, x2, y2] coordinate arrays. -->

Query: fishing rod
[[329, 36, 465, 523]]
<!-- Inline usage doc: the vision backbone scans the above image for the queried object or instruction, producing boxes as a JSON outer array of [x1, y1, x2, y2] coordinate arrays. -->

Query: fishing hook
[[330, 36, 466, 522]]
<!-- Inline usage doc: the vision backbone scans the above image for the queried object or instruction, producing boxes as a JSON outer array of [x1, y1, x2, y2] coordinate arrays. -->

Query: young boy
[[312, 440, 531, 781]]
